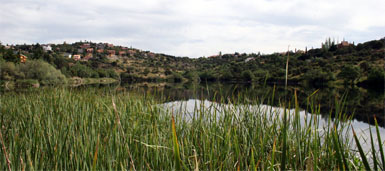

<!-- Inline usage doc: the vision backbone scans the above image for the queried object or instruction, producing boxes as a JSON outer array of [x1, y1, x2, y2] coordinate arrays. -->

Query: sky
[[0, 0, 384, 58]]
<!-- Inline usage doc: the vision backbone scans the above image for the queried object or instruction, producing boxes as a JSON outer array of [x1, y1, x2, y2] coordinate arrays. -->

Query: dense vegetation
[[1, 38, 384, 87], [1, 88, 384, 170]]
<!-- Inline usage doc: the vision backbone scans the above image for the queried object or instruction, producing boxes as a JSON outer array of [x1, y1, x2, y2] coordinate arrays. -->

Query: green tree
[[337, 65, 360, 85], [3, 49, 18, 63], [241, 70, 253, 82], [367, 67, 385, 84]]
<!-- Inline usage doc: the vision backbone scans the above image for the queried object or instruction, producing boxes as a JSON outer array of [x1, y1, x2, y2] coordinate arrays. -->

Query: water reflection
[[120, 82, 384, 127], [161, 99, 385, 157]]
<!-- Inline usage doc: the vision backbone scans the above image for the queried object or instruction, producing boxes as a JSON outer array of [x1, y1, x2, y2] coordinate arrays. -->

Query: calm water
[[115, 82, 385, 127]]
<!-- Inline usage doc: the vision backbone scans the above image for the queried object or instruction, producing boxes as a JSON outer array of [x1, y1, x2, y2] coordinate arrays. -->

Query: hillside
[[0, 38, 384, 87]]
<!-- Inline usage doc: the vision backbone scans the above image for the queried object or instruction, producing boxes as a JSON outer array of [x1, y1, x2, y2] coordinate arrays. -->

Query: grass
[[0, 87, 384, 170]]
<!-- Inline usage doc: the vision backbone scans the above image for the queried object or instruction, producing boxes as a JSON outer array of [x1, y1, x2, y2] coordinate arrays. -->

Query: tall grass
[[0, 88, 383, 170]]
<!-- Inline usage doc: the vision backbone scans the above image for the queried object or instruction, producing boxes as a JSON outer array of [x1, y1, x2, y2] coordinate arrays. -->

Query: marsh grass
[[0, 87, 383, 170]]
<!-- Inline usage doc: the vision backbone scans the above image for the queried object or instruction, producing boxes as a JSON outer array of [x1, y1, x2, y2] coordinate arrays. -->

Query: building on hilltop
[[338, 41, 350, 48], [42, 45, 52, 52], [86, 48, 94, 53], [118, 51, 127, 56], [20, 54, 27, 63], [107, 50, 116, 57], [73, 54, 81, 61], [80, 43, 90, 49]]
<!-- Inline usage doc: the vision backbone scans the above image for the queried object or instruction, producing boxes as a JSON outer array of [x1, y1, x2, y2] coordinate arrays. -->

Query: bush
[[168, 72, 184, 83], [18, 60, 67, 84], [367, 67, 385, 84], [69, 63, 91, 78], [15, 79, 39, 88], [0, 62, 24, 80], [241, 70, 253, 81], [183, 71, 200, 82], [199, 71, 217, 82], [337, 65, 360, 85], [106, 69, 119, 79], [220, 70, 233, 81]]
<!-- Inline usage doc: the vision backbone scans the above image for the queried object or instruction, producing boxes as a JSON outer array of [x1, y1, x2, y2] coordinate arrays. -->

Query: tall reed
[[0, 87, 382, 170]]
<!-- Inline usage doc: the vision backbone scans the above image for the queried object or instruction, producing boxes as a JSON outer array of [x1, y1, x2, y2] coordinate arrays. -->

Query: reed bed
[[0, 88, 383, 170]]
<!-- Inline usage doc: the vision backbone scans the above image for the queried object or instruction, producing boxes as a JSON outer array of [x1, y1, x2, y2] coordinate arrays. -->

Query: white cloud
[[1, 0, 384, 57]]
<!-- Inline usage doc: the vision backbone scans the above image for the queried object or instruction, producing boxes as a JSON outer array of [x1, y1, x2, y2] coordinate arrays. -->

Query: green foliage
[[143, 68, 150, 76], [219, 70, 233, 81], [1, 60, 67, 85], [18, 60, 67, 84], [241, 70, 253, 81], [15, 79, 39, 87], [199, 71, 217, 82], [0, 88, 379, 170], [70, 62, 94, 78], [168, 72, 184, 83], [106, 69, 119, 79], [303, 68, 334, 86], [183, 70, 200, 82], [367, 67, 385, 84], [337, 65, 360, 85], [0, 62, 22, 80], [3, 49, 19, 63]]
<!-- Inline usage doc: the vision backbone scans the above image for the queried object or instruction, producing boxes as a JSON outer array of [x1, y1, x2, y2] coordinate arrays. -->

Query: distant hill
[[1, 38, 384, 87]]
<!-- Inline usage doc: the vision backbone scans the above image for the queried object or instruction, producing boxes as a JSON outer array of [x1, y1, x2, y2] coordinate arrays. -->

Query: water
[[120, 81, 384, 162], [120, 82, 385, 127], [162, 99, 385, 162]]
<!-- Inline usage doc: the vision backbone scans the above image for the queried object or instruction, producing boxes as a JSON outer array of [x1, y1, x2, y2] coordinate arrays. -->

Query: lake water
[[115, 82, 385, 127], [162, 99, 385, 156], [117, 82, 385, 158]]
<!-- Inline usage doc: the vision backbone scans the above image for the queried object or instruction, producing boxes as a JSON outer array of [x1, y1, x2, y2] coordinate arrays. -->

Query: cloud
[[1, 0, 384, 57]]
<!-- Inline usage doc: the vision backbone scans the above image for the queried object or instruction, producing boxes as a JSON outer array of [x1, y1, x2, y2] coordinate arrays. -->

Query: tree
[[241, 70, 253, 82], [3, 49, 18, 63], [337, 65, 360, 85], [367, 67, 385, 84]]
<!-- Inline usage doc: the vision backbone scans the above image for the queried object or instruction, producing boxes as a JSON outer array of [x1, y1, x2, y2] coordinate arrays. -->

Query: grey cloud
[[1, 0, 384, 57]]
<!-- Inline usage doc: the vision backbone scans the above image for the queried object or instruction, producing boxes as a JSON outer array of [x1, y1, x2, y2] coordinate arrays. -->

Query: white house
[[42, 45, 52, 52]]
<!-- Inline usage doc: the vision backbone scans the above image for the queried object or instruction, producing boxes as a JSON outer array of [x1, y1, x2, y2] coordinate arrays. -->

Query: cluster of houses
[[68, 42, 154, 61]]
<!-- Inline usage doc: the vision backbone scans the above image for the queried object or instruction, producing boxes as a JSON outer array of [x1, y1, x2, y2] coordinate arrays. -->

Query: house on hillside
[[338, 41, 350, 48], [245, 57, 255, 63], [42, 45, 52, 52], [96, 49, 104, 53], [82, 53, 93, 61], [107, 43, 114, 48], [86, 48, 94, 53], [119, 51, 126, 56], [107, 50, 116, 57], [148, 52, 155, 58], [62, 53, 72, 58], [77, 49, 84, 54], [73, 54, 81, 61], [128, 50, 136, 56], [96, 43, 105, 49], [20, 54, 27, 63], [80, 43, 90, 49]]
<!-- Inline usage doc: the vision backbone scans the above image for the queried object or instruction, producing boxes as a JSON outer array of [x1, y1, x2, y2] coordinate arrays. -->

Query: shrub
[[19, 60, 67, 84], [168, 72, 184, 83], [367, 67, 385, 84], [337, 65, 360, 85], [0, 62, 24, 80], [241, 70, 253, 81]]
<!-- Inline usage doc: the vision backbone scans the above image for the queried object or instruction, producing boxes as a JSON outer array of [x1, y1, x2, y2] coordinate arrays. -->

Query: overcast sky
[[0, 0, 384, 57]]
